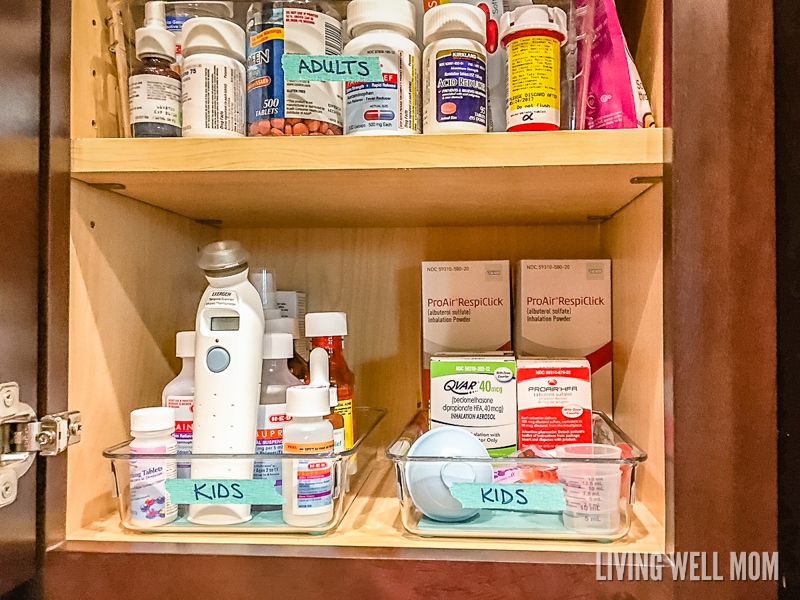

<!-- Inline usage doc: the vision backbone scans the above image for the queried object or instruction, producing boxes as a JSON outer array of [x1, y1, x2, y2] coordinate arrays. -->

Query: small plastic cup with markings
[[555, 443, 622, 533]]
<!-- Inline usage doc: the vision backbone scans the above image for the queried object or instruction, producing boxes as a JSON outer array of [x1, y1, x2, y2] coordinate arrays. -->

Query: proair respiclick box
[[517, 358, 592, 450], [421, 260, 512, 408], [515, 260, 612, 414], [430, 355, 517, 456]]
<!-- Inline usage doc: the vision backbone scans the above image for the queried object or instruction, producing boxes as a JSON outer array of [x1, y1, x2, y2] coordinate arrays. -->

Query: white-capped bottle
[[282, 384, 334, 527], [129, 407, 178, 527], [162, 331, 195, 479], [344, 0, 421, 135], [309, 347, 345, 454], [181, 17, 246, 137], [423, 4, 488, 134]]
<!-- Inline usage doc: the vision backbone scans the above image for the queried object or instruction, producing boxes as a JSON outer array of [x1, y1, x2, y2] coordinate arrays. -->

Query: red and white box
[[516, 358, 593, 451], [514, 259, 612, 414]]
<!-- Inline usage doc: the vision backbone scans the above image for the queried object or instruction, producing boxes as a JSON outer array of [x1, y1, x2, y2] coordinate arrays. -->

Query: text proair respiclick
[[421, 260, 512, 408], [515, 260, 612, 414], [430, 355, 517, 456]]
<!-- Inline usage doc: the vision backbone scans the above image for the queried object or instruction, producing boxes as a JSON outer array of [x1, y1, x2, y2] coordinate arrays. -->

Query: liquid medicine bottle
[[422, 3, 488, 134], [129, 407, 178, 527], [181, 17, 247, 137], [499, 4, 567, 131], [306, 312, 356, 450], [130, 1, 182, 138], [254, 332, 300, 510], [282, 384, 335, 527], [309, 346, 345, 454], [161, 331, 195, 479], [343, 0, 421, 136]]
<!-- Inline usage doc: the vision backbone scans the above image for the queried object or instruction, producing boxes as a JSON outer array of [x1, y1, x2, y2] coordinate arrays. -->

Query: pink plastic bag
[[578, 0, 655, 129]]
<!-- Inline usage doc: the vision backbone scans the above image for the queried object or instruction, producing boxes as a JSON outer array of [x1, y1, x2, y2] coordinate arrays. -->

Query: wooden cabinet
[[39, 0, 776, 598]]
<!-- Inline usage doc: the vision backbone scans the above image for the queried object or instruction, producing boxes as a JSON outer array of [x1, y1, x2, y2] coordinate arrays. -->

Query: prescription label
[[505, 36, 561, 129], [434, 49, 487, 126], [129, 75, 182, 128], [286, 440, 334, 515]]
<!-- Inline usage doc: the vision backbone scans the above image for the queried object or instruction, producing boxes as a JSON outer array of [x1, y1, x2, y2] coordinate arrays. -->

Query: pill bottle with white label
[[181, 17, 247, 137], [129, 407, 178, 527], [422, 3, 488, 134], [343, 0, 421, 136], [165, 2, 235, 67], [130, 2, 182, 138], [161, 331, 195, 479], [282, 384, 334, 527], [499, 4, 567, 131]]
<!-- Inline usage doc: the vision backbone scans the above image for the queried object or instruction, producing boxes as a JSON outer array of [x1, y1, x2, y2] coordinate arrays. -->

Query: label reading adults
[[434, 49, 487, 126]]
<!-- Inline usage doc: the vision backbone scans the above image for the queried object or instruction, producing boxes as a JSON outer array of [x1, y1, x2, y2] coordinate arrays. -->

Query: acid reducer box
[[422, 260, 511, 407], [517, 358, 592, 451], [515, 260, 612, 414], [430, 355, 517, 456]]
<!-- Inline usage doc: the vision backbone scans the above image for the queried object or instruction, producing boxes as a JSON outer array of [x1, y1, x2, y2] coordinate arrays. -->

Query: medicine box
[[514, 259, 612, 414], [516, 358, 593, 450], [430, 354, 517, 457], [421, 260, 512, 406]]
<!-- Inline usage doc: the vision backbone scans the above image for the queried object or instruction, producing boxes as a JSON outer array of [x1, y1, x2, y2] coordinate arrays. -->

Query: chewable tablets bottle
[[422, 3, 488, 134]]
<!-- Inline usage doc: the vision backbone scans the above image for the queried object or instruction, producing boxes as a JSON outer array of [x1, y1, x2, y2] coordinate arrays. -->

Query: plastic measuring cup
[[554, 443, 622, 533]]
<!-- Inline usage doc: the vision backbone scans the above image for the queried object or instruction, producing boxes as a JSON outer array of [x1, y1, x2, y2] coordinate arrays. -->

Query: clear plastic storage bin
[[386, 411, 646, 541], [104, 406, 384, 534]]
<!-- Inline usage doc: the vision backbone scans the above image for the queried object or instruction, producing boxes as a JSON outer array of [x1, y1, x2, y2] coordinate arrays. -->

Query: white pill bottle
[[181, 17, 247, 137], [282, 384, 335, 527], [344, 0, 421, 136], [129, 407, 178, 527], [423, 3, 488, 134]]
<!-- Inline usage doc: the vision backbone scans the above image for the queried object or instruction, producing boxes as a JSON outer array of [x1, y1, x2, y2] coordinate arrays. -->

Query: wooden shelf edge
[[71, 129, 665, 175]]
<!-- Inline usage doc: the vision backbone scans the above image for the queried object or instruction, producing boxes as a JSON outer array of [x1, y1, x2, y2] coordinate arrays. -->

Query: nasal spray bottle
[[190, 241, 265, 525], [162, 331, 195, 479]]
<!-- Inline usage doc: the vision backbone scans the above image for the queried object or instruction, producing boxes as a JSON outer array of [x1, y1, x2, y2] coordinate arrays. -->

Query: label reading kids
[[286, 440, 334, 515], [435, 50, 487, 125]]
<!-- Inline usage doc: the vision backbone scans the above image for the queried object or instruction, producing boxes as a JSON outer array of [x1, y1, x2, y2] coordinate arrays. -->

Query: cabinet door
[[0, 0, 42, 594]]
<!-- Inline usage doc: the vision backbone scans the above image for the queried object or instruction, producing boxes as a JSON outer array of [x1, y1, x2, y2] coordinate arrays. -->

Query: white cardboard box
[[421, 260, 511, 406], [515, 259, 612, 414]]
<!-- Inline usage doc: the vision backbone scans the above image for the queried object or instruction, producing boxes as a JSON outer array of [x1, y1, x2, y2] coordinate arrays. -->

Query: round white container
[[422, 4, 488, 134], [181, 17, 246, 137], [129, 407, 178, 527], [344, 0, 421, 135]]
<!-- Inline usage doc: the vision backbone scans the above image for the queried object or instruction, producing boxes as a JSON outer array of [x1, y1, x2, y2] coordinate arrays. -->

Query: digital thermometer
[[189, 241, 265, 525]]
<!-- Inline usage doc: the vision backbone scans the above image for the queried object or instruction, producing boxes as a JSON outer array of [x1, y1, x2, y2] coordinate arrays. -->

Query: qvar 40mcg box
[[421, 260, 511, 406], [515, 260, 612, 414], [430, 355, 517, 456]]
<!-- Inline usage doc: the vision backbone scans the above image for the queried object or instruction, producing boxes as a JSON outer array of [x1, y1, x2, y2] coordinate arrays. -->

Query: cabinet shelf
[[70, 129, 665, 228]]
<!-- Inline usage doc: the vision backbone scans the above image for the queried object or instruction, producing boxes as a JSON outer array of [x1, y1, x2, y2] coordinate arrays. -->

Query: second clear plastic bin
[[386, 411, 646, 542], [104, 406, 384, 534]]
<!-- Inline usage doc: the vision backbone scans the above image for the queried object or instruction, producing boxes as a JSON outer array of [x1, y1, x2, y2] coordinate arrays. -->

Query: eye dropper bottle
[[310, 347, 345, 454]]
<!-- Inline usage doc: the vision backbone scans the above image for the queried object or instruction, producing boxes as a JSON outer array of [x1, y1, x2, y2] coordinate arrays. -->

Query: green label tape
[[166, 479, 284, 505], [281, 55, 382, 82], [449, 482, 566, 513]]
